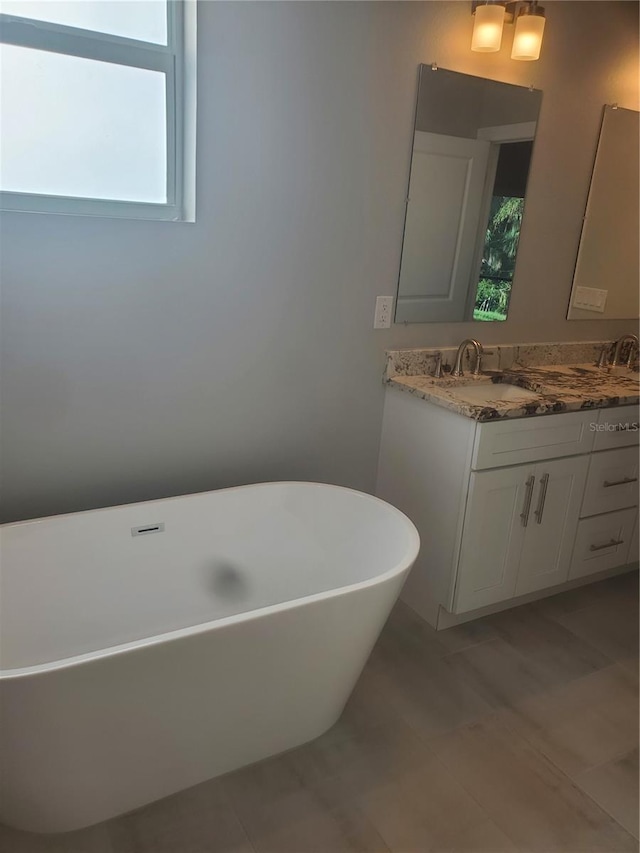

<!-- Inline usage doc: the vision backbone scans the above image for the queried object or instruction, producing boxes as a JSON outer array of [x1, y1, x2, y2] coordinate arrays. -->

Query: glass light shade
[[471, 4, 505, 53], [511, 11, 546, 61]]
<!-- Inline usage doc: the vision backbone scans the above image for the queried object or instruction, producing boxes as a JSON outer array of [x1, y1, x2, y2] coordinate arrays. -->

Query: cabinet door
[[454, 466, 534, 613], [516, 456, 589, 596]]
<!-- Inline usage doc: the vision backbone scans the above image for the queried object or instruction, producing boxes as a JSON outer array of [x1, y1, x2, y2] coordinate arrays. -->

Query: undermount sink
[[450, 382, 541, 405]]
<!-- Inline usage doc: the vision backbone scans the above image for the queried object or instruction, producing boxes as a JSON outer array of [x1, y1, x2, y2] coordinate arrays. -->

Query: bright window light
[[1, 45, 167, 202], [0, 0, 193, 220], [0, 0, 167, 44]]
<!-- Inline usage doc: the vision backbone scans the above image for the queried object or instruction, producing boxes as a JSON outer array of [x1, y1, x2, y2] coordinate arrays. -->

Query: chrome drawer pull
[[603, 476, 638, 488], [534, 473, 549, 525], [520, 475, 535, 527], [589, 538, 625, 552]]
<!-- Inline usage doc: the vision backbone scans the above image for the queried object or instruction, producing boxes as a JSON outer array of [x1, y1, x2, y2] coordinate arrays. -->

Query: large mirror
[[395, 66, 542, 324], [567, 105, 639, 321]]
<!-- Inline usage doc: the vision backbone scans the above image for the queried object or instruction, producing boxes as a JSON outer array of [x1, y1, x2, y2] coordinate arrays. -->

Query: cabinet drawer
[[569, 508, 637, 580], [581, 446, 639, 517], [471, 411, 594, 470], [593, 405, 639, 450]]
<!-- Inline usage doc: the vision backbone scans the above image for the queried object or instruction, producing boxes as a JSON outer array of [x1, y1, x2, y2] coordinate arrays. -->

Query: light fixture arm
[[519, 0, 546, 17]]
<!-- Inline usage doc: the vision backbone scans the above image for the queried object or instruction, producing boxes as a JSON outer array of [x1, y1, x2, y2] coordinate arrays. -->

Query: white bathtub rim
[[0, 482, 420, 680], [1, 480, 407, 531]]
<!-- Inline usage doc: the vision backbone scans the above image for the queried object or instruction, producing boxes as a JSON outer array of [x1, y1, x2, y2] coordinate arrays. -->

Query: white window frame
[[0, 0, 195, 221]]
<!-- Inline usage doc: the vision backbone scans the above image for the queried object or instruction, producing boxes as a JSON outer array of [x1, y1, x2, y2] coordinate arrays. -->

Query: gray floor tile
[[0, 822, 114, 853], [383, 601, 498, 657], [221, 754, 388, 853], [534, 570, 637, 618], [554, 595, 639, 669], [442, 637, 555, 709], [484, 604, 613, 686], [285, 714, 434, 801], [430, 714, 638, 852], [355, 755, 518, 853], [106, 778, 254, 853], [577, 748, 639, 840], [367, 628, 493, 739], [505, 664, 639, 778]]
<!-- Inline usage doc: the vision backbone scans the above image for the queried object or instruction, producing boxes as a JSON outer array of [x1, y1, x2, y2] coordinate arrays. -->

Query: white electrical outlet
[[374, 296, 394, 329]]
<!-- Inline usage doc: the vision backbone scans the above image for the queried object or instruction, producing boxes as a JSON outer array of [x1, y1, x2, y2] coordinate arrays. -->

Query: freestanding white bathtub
[[0, 482, 419, 833]]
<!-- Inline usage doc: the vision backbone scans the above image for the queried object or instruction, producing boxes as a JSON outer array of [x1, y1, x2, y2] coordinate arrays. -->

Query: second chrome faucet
[[597, 334, 639, 369]]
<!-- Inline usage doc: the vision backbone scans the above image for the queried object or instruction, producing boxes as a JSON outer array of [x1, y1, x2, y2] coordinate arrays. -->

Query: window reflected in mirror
[[474, 140, 533, 321]]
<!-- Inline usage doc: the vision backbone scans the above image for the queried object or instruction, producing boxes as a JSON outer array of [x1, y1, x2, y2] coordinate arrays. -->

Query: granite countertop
[[386, 354, 640, 422]]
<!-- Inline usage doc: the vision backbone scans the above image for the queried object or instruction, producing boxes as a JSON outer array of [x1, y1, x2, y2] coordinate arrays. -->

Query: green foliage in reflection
[[481, 196, 524, 279], [474, 279, 510, 321], [474, 196, 524, 322]]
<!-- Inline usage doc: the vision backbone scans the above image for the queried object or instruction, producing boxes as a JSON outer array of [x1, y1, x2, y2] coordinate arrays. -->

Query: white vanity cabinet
[[376, 388, 639, 628]]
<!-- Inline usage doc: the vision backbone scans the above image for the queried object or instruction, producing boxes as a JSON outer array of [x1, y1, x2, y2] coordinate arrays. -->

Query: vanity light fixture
[[471, 1, 506, 53], [471, 0, 546, 61], [511, 1, 546, 61]]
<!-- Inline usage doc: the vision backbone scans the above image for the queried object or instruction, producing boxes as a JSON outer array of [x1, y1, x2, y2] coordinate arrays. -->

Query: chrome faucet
[[596, 343, 612, 368], [451, 339, 483, 377], [432, 352, 443, 378], [611, 334, 639, 368]]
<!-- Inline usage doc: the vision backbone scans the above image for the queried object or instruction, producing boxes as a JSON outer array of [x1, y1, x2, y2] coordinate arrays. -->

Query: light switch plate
[[572, 286, 608, 313]]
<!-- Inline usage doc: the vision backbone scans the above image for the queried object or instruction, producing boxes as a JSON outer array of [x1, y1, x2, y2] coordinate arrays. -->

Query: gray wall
[[1, 1, 638, 522]]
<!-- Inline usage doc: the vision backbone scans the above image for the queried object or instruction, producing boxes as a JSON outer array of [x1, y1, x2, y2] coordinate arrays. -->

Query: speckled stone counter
[[384, 341, 639, 422]]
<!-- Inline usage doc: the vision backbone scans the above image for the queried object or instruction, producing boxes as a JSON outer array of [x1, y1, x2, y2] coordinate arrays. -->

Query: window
[[0, 0, 195, 220]]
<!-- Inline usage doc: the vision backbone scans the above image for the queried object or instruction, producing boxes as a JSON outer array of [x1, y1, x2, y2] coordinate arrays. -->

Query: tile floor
[[1, 571, 638, 853]]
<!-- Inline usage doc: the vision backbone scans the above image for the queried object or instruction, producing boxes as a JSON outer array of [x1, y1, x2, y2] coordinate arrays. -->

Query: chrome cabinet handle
[[534, 473, 550, 525], [520, 475, 535, 527], [603, 477, 638, 488], [589, 538, 625, 552]]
